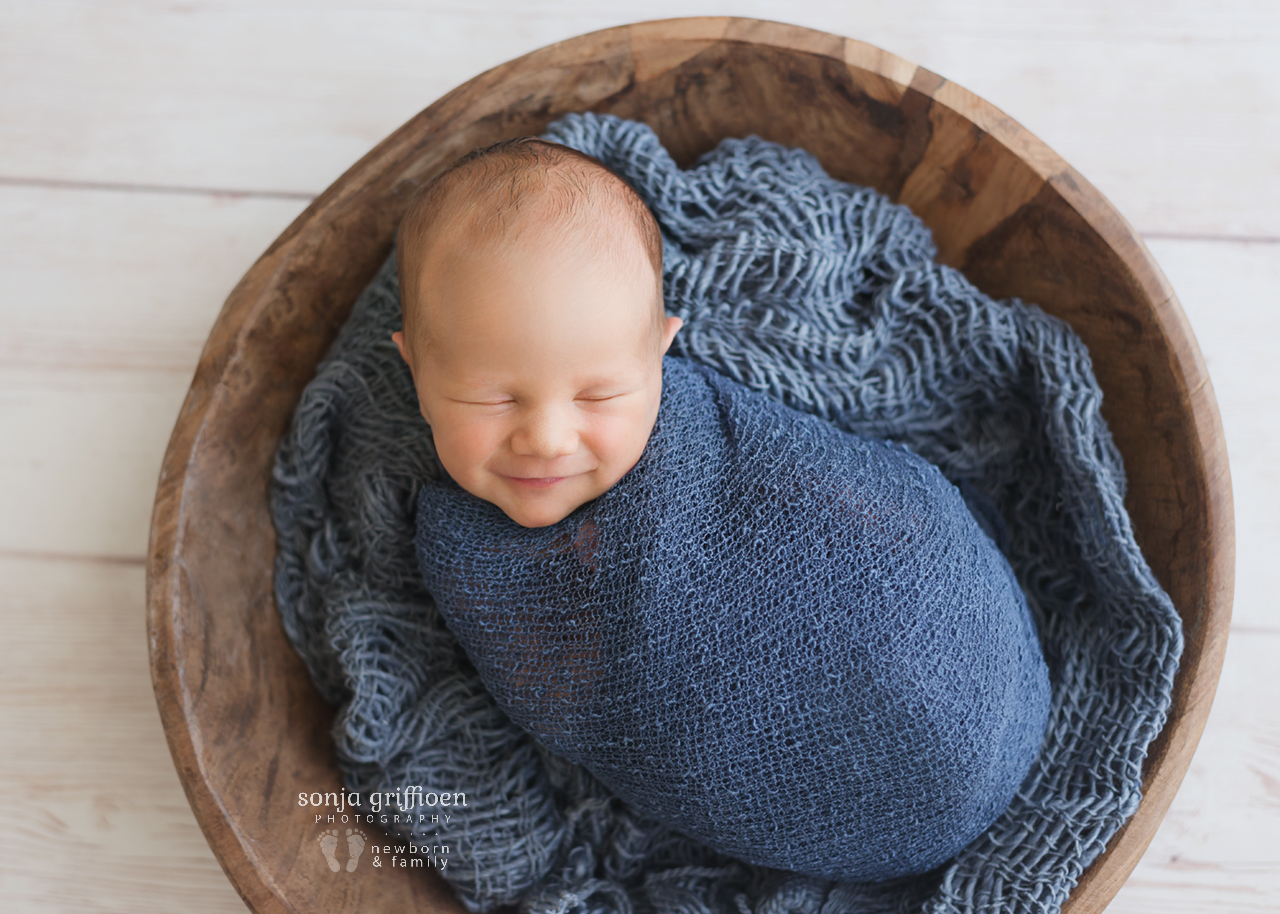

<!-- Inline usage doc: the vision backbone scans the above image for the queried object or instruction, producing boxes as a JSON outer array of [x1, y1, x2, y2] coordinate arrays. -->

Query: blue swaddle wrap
[[271, 111, 1184, 914], [415, 355, 1051, 882]]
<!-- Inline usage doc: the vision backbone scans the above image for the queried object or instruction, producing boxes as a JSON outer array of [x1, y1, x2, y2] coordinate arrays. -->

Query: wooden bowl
[[147, 17, 1233, 914]]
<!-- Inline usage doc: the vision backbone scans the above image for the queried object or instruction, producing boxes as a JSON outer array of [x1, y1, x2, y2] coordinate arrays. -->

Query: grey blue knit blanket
[[271, 112, 1182, 914], [416, 354, 1051, 883]]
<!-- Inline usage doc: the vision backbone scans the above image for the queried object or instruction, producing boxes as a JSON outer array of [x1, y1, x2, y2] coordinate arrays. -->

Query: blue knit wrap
[[419, 353, 1049, 880], [271, 112, 1183, 914], [415, 355, 1052, 882]]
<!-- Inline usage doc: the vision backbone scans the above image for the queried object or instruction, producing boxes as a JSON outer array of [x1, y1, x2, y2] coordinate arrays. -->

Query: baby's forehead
[[398, 140, 666, 361], [398, 138, 664, 281], [435, 163, 641, 249]]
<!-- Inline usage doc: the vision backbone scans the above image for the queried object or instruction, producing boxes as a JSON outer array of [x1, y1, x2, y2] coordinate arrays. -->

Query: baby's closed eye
[[571, 394, 640, 414], [453, 397, 515, 406]]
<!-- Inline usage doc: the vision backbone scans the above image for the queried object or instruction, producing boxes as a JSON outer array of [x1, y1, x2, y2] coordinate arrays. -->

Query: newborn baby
[[396, 138, 1051, 882]]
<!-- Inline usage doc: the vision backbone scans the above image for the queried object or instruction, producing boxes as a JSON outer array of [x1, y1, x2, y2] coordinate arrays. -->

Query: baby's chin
[[496, 495, 586, 528], [487, 477, 602, 528]]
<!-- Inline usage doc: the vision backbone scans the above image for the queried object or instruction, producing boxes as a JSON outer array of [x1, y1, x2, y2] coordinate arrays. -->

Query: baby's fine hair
[[396, 136, 665, 347]]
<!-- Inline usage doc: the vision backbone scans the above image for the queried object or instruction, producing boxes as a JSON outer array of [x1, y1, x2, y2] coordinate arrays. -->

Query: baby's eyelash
[[450, 393, 630, 406]]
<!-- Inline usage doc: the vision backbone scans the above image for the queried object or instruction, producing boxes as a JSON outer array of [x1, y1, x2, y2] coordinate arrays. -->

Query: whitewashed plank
[[0, 7, 1272, 914], [1, 1, 1277, 237], [0, 366, 188, 559], [0, 556, 248, 913], [1145, 238, 1280, 636], [0, 185, 307, 559], [1, 185, 1275, 632], [1106, 629, 1280, 913], [0, 552, 1273, 912], [0, 185, 307, 371]]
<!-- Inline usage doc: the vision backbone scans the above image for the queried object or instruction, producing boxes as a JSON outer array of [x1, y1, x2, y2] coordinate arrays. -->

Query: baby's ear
[[391, 330, 410, 365], [660, 315, 683, 355]]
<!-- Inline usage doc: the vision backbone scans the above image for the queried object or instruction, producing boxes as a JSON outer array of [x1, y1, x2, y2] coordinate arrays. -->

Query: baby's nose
[[511, 406, 579, 459]]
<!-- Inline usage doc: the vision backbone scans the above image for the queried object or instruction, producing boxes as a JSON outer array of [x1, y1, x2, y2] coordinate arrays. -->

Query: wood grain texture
[[0, 555, 1269, 913], [0, 556, 248, 912], [3, 1, 1276, 238], [0, 367, 187, 559], [1142, 238, 1280, 637], [0, 238, 1267, 911], [144, 18, 1234, 914], [2, 190, 1274, 627], [0, 186, 309, 559], [1105, 631, 1280, 913], [0, 185, 308, 373]]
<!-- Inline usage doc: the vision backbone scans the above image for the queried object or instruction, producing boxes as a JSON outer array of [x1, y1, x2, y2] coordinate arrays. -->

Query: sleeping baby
[[393, 137, 1052, 882]]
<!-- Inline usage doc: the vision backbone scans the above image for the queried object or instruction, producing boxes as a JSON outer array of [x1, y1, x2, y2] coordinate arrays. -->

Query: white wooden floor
[[1, 3, 1277, 912]]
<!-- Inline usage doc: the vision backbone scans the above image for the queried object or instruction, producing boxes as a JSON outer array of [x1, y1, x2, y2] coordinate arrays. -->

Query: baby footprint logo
[[318, 829, 342, 873], [345, 828, 367, 872], [317, 827, 368, 873]]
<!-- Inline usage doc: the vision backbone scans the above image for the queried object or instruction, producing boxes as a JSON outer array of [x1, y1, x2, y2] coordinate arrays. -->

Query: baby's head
[[393, 137, 682, 528]]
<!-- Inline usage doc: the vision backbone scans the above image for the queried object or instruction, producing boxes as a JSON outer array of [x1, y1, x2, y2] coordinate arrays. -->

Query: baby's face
[[395, 221, 680, 528]]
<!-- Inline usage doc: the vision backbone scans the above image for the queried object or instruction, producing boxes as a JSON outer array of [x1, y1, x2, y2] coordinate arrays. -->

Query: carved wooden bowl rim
[[147, 17, 1234, 914]]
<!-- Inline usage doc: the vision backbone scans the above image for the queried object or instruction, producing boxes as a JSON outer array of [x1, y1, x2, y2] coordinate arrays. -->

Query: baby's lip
[[501, 473, 579, 489]]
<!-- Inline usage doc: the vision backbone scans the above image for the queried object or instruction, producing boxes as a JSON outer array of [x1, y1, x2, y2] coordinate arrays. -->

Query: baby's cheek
[[587, 406, 653, 476], [431, 443, 489, 499], [435, 417, 501, 475]]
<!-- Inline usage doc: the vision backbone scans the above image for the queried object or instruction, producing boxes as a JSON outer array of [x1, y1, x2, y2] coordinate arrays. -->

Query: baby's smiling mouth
[[505, 475, 567, 489], [501, 472, 586, 490]]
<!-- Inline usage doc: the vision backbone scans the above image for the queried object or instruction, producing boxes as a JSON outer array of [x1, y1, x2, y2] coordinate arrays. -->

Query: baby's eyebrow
[[575, 379, 643, 396], [436, 373, 509, 393], [435, 380, 514, 403], [446, 394, 513, 403]]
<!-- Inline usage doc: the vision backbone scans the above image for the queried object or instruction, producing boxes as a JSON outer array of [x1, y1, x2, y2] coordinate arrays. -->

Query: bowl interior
[[147, 17, 1232, 914]]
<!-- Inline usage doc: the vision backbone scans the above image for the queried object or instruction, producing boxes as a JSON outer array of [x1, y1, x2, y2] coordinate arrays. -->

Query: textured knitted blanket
[[416, 354, 1052, 883], [271, 112, 1183, 914]]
